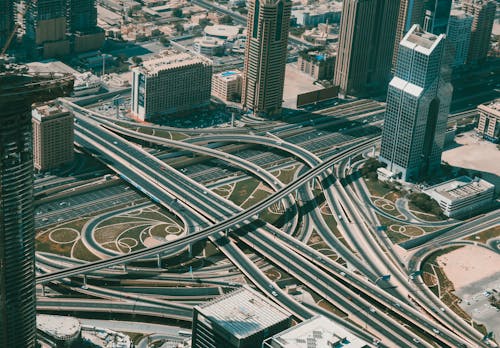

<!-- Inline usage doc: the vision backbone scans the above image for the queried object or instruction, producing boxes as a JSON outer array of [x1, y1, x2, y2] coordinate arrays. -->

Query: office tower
[[423, 0, 452, 34], [192, 286, 292, 348], [0, 74, 37, 348], [32, 101, 74, 172], [334, 0, 399, 97], [66, 0, 104, 53], [0, 0, 14, 48], [24, 0, 70, 58], [131, 52, 212, 121], [392, 0, 424, 70], [477, 100, 500, 142], [446, 10, 473, 68], [0, 65, 73, 348], [242, 0, 292, 117], [379, 25, 452, 182], [463, 0, 496, 64]]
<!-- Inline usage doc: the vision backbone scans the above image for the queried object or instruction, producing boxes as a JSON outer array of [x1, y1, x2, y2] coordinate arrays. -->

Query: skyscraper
[[379, 25, 452, 182], [446, 9, 473, 68], [463, 0, 496, 64], [423, 0, 452, 34], [392, 0, 424, 70], [334, 0, 400, 97], [24, 0, 70, 58], [0, 65, 73, 348], [66, 0, 104, 53], [0, 74, 37, 348], [242, 0, 292, 117], [0, 0, 14, 48]]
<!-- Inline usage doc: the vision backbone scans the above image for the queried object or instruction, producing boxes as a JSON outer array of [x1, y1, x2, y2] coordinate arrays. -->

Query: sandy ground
[[437, 245, 500, 290], [442, 132, 500, 188], [282, 63, 323, 109], [437, 245, 500, 338]]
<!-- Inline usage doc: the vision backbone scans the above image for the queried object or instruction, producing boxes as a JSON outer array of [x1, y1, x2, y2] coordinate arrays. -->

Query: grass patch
[[272, 166, 298, 184], [465, 226, 500, 243], [94, 222, 144, 244], [241, 189, 272, 209], [228, 178, 260, 206], [72, 240, 100, 261], [36, 232, 73, 257], [385, 229, 410, 244], [364, 178, 393, 197]]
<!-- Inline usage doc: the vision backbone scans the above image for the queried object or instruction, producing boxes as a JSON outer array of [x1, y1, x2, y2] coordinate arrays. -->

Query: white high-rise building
[[446, 9, 473, 67], [379, 25, 452, 182], [131, 52, 212, 121]]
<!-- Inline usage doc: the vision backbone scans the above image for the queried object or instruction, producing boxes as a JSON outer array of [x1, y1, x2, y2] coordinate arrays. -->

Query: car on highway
[[271, 291, 278, 297]]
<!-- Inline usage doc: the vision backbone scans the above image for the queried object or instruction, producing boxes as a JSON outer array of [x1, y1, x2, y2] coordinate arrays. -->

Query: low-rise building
[[297, 50, 335, 80], [477, 100, 500, 142], [262, 315, 372, 348], [212, 70, 242, 102], [194, 37, 226, 56], [37, 314, 81, 347], [204, 24, 241, 41], [131, 51, 212, 120], [192, 286, 292, 348], [423, 176, 495, 218], [32, 102, 74, 171], [293, 3, 342, 27]]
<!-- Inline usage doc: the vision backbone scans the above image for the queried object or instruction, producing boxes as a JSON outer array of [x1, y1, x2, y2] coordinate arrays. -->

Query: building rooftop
[[37, 314, 81, 340], [478, 100, 500, 117], [424, 176, 495, 202], [401, 24, 444, 55], [264, 315, 372, 348], [204, 24, 240, 39], [32, 102, 70, 121], [138, 52, 210, 75], [214, 70, 242, 81], [390, 77, 423, 97], [449, 9, 469, 18], [195, 286, 291, 339]]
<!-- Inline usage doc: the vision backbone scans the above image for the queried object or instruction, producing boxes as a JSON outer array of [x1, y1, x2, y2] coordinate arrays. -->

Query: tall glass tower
[[379, 25, 452, 182], [334, 0, 400, 97], [423, 0, 452, 34], [0, 68, 73, 347], [0, 0, 14, 48], [242, 0, 292, 117], [0, 74, 37, 348]]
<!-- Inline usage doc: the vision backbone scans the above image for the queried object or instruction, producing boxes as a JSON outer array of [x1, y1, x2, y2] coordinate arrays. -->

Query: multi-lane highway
[[35, 95, 497, 347]]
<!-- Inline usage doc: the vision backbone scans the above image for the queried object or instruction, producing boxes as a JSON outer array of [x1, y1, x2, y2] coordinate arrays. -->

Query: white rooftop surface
[[139, 53, 208, 75], [424, 176, 495, 201], [204, 24, 240, 38], [27, 60, 78, 75], [37, 314, 81, 339], [390, 76, 423, 97], [478, 100, 500, 116], [32, 103, 69, 121], [196, 286, 291, 339], [266, 316, 371, 348], [401, 25, 443, 56]]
